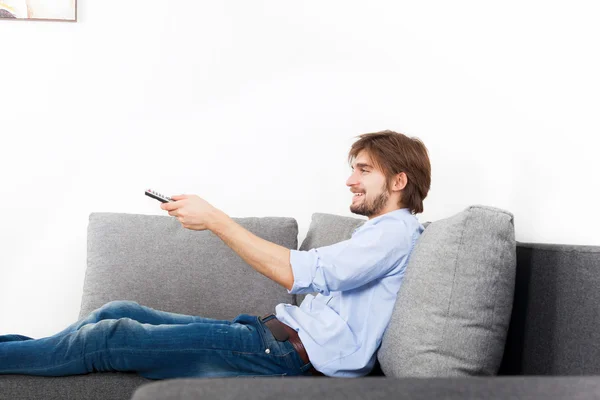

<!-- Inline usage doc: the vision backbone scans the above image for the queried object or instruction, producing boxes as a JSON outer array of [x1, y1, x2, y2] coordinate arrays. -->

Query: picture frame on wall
[[0, 0, 77, 22]]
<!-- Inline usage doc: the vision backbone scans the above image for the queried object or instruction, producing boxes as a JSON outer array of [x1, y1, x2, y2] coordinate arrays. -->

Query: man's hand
[[160, 194, 222, 231]]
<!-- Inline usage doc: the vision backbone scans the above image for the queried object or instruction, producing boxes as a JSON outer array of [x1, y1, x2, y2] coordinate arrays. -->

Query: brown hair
[[348, 130, 431, 215]]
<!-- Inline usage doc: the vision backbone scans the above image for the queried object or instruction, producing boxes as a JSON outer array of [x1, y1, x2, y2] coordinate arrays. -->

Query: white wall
[[1, 1, 599, 339]]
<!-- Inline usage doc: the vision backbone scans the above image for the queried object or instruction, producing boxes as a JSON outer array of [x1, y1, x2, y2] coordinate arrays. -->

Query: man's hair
[[347, 130, 431, 215]]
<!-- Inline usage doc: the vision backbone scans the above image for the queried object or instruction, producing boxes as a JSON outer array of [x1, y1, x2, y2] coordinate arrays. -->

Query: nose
[[346, 171, 360, 187]]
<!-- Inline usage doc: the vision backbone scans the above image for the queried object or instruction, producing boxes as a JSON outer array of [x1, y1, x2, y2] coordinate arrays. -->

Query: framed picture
[[0, 0, 76, 21]]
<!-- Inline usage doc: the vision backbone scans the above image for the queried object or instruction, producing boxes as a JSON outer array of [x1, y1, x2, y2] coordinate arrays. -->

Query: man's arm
[[208, 210, 295, 291]]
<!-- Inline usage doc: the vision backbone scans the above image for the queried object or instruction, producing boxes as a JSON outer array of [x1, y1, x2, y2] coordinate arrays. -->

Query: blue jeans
[[0, 300, 314, 379]]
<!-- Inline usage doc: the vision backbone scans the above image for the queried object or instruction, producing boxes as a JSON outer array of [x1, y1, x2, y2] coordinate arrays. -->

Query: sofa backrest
[[498, 242, 600, 375], [82, 212, 298, 320], [83, 210, 600, 376]]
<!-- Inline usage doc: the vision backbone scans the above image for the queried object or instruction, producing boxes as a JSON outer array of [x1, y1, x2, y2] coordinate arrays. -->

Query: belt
[[261, 314, 324, 377]]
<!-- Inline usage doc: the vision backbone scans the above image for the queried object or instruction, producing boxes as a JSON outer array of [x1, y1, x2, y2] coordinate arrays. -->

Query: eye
[[361, 169, 368, 173]]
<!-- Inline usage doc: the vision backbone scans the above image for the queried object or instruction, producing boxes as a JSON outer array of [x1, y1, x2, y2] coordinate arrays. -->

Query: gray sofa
[[1, 205, 599, 399]]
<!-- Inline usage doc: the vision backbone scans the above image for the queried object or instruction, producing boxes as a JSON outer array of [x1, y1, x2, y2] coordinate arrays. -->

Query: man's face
[[346, 151, 391, 219]]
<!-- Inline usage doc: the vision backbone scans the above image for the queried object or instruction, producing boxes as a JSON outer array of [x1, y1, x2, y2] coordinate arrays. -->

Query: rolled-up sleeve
[[287, 221, 409, 296], [288, 249, 320, 294]]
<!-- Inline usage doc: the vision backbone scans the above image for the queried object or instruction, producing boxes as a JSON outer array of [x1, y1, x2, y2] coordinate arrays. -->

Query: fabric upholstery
[[0, 373, 148, 400], [499, 242, 600, 375], [378, 205, 516, 377], [130, 376, 600, 400], [81, 212, 298, 320]]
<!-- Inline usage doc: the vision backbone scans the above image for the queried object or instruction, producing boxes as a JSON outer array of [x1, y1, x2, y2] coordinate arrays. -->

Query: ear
[[394, 172, 408, 191]]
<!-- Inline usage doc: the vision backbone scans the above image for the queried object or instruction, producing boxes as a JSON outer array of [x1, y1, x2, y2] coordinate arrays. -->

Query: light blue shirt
[[275, 208, 424, 377]]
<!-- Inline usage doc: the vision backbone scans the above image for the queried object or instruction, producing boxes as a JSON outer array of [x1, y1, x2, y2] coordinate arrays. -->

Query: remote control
[[145, 189, 174, 203]]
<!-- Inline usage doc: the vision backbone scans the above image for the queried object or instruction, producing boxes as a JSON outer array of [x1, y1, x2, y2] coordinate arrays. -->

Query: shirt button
[[265, 348, 271, 354]]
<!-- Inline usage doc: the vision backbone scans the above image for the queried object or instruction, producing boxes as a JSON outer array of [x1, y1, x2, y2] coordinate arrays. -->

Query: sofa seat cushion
[[0, 372, 149, 400], [130, 376, 600, 400], [378, 205, 516, 377]]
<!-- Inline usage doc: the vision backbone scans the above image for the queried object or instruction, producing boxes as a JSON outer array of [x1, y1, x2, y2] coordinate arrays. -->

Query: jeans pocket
[[280, 339, 309, 372], [256, 317, 279, 349]]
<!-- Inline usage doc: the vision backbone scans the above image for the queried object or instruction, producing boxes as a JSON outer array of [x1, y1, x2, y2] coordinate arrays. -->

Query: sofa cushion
[[378, 205, 516, 377], [0, 373, 149, 400], [130, 376, 600, 400], [81, 213, 298, 320], [299, 213, 368, 250]]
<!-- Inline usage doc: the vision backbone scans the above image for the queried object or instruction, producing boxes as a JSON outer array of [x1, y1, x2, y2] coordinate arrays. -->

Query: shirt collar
[[354, 208, 412, 233]]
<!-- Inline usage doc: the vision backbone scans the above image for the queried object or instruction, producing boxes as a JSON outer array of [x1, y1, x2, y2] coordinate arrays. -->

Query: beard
[[350, 188, 389, 218]]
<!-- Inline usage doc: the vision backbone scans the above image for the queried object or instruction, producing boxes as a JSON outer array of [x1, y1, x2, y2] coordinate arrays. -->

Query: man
[[0, 130, 431, 379]]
